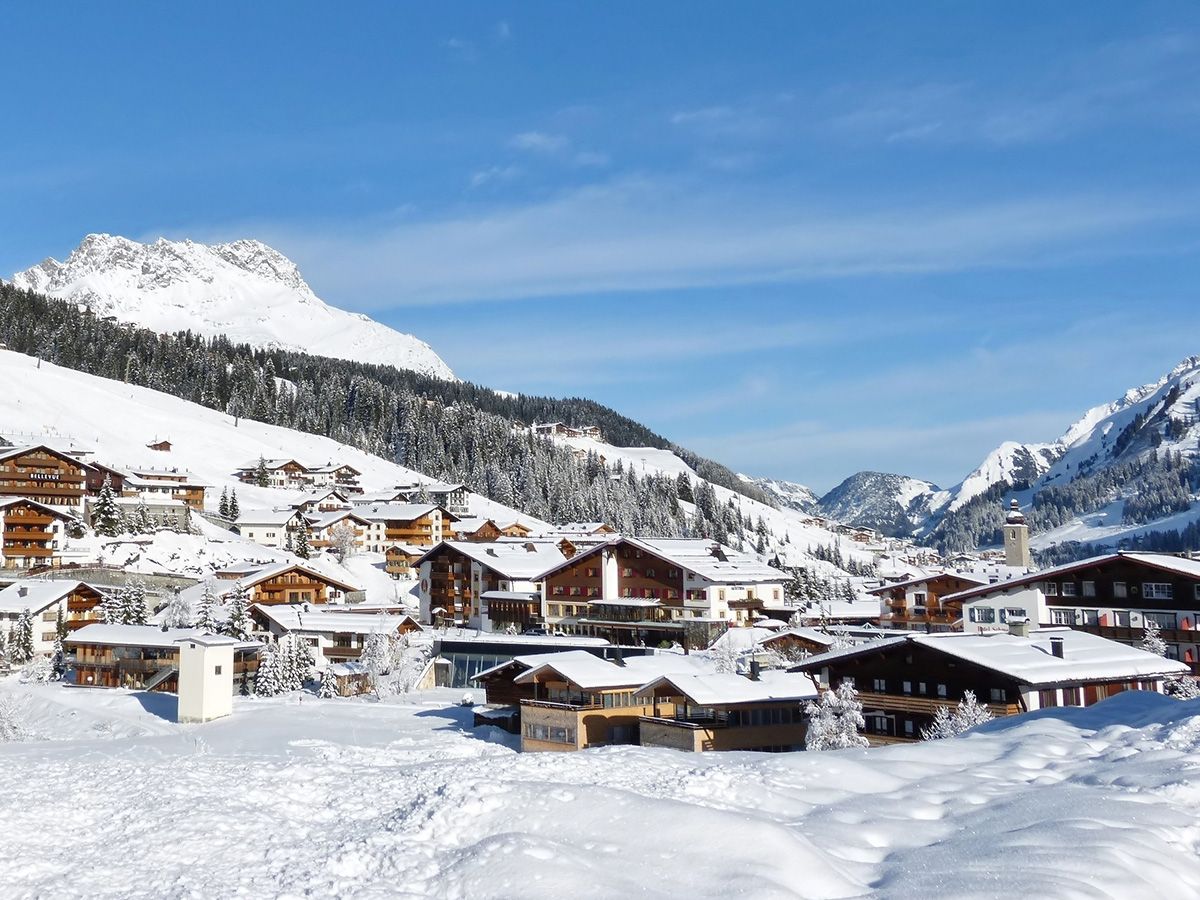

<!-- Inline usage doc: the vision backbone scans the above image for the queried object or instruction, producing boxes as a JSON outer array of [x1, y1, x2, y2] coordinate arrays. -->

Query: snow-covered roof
[[329, 661, 368, 677], [535, 536, 783, 585], [792, 627, 1190, 685], [355, 503, 441, 523], [866, 571, 988, 595], [0, 496, 74, 519], [480, 590, 540, 601], [235, 507, 302, 526], [420, 539, 569, 580], [307, 509, 371, 530], [514, 652, 714, 691], [236, 562, 359, 593], [471, 649, 601, 682], [0, 580, 95, 614], [589, 597, 662, 608], [635, 670, 818, 706], [944, 551, 1200, 604], [237, 458, 304, 471], [253, 603, 419, 636], [66, 623, 259, 650]]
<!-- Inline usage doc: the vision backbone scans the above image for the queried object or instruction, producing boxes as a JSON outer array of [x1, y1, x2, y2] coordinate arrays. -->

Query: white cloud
[[494, 21, 512, 42], [469, 164, 522, 188], [258, 178, 1189, 307], [508, 131, 570, 153]]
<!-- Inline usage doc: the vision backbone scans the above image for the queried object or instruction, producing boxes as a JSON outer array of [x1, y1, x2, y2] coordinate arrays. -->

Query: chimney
[[17, 586, 27, 597], [749, 659, 761, 681], [1049, 636, 1065, 658], [1008, 618, 1031, 638], [612, 645, 625, 666]]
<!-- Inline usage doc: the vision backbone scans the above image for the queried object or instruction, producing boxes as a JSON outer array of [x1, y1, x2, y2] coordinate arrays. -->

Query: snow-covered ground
[[3, 684, 1199, 898]]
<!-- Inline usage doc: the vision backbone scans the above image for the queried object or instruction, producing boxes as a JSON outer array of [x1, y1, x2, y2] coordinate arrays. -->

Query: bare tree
[[329, 522, 359, 564]]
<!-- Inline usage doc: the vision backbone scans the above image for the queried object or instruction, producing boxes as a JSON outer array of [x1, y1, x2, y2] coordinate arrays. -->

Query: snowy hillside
[[0, 349, 540, 531], [817, 471, 941, 538], [740, 475, 819, 514], [2, 685, 1199, 898], [11, 234, 454, 379]]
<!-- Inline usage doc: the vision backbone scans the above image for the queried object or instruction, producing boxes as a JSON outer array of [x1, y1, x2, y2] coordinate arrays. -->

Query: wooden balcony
[[855, 691, 1019, 718]]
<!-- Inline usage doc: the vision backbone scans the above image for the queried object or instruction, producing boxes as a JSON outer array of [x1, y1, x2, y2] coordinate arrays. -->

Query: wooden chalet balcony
[[521, 698, 603, 711], [855, 691, 1019, 718], [7, 514, 55, 526], [3, 546, 54, 557], [3, 530, 52, 542], [327, 646, 363, 659]]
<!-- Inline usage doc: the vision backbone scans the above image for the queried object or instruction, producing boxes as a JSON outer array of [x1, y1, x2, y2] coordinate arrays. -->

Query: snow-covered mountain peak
[[11, 234, 454, 379]]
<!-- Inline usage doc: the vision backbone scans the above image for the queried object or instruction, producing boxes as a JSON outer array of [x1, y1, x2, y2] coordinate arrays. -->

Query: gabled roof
[[238, 563, 359, 593], [235, 508, 304, 527], [0, 497, 75, 520], [355, 503, 443, 523], [790, 627, 1190, 686], [943, 551, 1200, 604], [306, 509, 372, 530], [535, 535, 783, 585], [417, 539, 569, 580], [236, 458, 305, 471], [0, 444, 87, 468], [471, 649, 600, 682], [866, 571, 988, 596], [66, 623, 260, 651], [253, 603, 419, 636], [514, 652, 714, 691], [635, 670, 818, 706], [0, 579, 99, 614]]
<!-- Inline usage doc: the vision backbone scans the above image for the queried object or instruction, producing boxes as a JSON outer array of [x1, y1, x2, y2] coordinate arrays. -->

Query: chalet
[[306, 509, 373, 553], [0, 580, 107, 654], [536, 537, 786, 641], [869, 572, 988, 633], [250, 603, 421, 669], [354, 503, 449, 552], [0, 497, 75, 569], [234, 508, 308, 550], [513, 651, 715, 751], [496, 521, 532, 538], [553, 522, 616, 537], [385, 543, 426, 579], [634, 671, 815, 752], [66, 623, 260, 692], [416, 539, 569, 628], [181, 564, 360, 609], [0, 445, 89, 507], [305, 463, 363, 494], [82, 460, 128, 495], [379, 481, 469, 516], [791, 623, 1190, 744], [146, 439, 172, 453], [234, 458, 309, 490], [948, 551, 1200, 672], [757, 625, 884, 663], [451, 517, 504, 542], [122, 466, 207, 510], [290, 489, 351, 515]]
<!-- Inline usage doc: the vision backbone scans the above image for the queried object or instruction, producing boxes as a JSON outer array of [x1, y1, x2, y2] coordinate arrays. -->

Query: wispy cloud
[[469, 164, 522, 189], [509, 131, 570, 153], [494, 21, 512, 43], [256, 177, 1192, 307]]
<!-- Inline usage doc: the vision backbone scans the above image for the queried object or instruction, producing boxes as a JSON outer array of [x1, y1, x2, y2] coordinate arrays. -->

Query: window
[[1044, 582, 1058, 596], [936, 684, 947, 698], [913, 592, 927, 604], [549, 604, 561, 617], [903, 720, 914, 736], [1082, 581, 1096, 598], [621, 567, 633, 578], [969, 606, 995, 624], [1195, 584, 1200, 601], [214, 665, 223, 675], [1143, 611, 1177, 630], [989, 688, 1004, 703], [1143, 583, 1174, 600], [1051, 608, 1073, 625], [1079, 609, 1099, 625], [872, 678, 886, 692], [552, 585, 565, 596], [1113, 582, 1128, 599], [1061, 687, 1080, 707], [841, 676, 855, 689], [1114, 610, 1131, 627], [1061, 583, 1077, 597], [645, 568, 655, 578], [902, 680, 912, 695], [1002, 608, 1027, 623], [917, 682, 927, 695]]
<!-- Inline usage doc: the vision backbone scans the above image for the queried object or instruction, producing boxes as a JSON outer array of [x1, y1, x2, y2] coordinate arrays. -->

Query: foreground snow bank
[[1, 687, 1199, 898]]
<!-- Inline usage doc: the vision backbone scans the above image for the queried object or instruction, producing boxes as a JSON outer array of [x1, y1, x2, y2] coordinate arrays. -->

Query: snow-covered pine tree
[[132, 500, 155, 535], [254, 643, 283, 697], [293, 635, 315, 688], [122, 581, 147, 625], [1166, 675, 1200, 700], [228, 490, 241, 520], [804, 680, 869, 751], [161, 590, 193, 628], [317, 668, 338, 698], [54, 606, 68, 642], [254, 456, 270, 488], [194, 582, 220, 634], [294, 527, 311, 560], [10, 610, 35, 666], [218, 487, 230, 518], [50, 634, 66, 680], [92, 474, 123, 536], [920, 690, 993, 740], [99, 588, 124, 625], [1140, 619, 1168, 657], [283, 530, 294, 554], [224, 586, 250, 641], [276, 634, 299, 691], [920, 704, 959, 741]]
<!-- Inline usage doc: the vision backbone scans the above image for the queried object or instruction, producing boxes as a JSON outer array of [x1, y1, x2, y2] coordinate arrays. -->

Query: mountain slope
[[11, 234, 454, 379], [817, 471, 941, 537], [740, 476, 819, 514]]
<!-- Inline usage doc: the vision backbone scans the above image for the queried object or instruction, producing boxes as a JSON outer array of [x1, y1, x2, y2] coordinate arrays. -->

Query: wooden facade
[[0, 499, 70, 568], [71, 639, 258, 692], [0, 446, 88, 506], [872, 573, 984, 631], [385, 545, 423, 579], [245, 566, 356, 605]]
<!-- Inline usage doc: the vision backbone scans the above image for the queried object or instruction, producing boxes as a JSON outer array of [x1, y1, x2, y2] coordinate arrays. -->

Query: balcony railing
[[521, 698, 603, 711], [855, 690, 1018, 717]]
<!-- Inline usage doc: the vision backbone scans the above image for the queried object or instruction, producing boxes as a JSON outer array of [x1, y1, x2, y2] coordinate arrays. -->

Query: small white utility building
[[175, 634, 238, 724]]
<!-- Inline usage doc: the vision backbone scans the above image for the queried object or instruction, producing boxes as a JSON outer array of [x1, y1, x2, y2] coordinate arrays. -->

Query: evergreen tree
[[218, 487, 230, 518], [254, 643, 283, 697], [254, 456, 270, 488], [224, 585, 250, 640], [228, 490, 241, 520], [921, 690, 994, 739], [11, 610, 35, 665], [54, 605, 68, 642], [100, 589, 124, 625], [318, 668, 338, 698], [195, 582, 220, 634], [50, 634, 66, 680], [161, 590, 193, 628], [122, 581, 147, 625], [804, 681, 868, 750], [92, 474, 123, 536], [1140, 619, 1168, 657], [294, 527, 311, 560]]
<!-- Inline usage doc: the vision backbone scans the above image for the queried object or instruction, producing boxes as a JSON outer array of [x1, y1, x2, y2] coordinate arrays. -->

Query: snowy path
[[2, 687, 1200, 898]]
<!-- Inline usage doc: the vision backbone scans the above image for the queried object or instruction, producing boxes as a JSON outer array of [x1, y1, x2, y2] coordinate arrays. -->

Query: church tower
[[1002, 499, 1031, 569]]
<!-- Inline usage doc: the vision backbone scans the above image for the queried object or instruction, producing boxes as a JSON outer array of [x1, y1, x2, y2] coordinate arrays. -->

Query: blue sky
[[3, 3, 1200, 492]]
